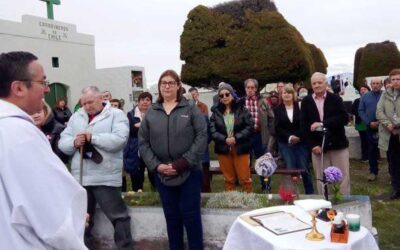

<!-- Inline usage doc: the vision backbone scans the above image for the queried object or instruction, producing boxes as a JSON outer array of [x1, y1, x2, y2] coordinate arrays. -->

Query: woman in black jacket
[[274, 85, 314, 194], [210, 83, 254, 193], [31, 101, 69, 163], [123, 92, 155, 192], [52, 97, 72, 125]]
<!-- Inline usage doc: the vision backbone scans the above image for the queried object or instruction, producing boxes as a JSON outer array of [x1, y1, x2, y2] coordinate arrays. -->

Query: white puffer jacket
[[59, 103, 129, 187]]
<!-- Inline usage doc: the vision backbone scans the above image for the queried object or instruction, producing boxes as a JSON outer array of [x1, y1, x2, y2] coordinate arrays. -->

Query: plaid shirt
[[245, 95, 259, 131]]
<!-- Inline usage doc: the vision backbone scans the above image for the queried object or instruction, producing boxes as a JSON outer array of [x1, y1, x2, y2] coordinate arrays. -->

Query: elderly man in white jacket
[[59, 86, 132, 249], [0, 51, 87, 249]]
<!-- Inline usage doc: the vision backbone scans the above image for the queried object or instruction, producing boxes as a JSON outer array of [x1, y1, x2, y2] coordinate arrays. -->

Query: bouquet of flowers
[[323, 166, 343, 203], [254, 152, 277, 178]]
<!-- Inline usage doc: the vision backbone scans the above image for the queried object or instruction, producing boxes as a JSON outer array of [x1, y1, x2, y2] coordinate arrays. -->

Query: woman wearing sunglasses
[[210, 83, 254, 192]]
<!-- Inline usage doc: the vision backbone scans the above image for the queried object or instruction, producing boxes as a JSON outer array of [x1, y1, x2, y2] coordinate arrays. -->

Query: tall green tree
[[307, 43, 328, 74], [180, 0, 327, 91], [353, 41, 400, 89]]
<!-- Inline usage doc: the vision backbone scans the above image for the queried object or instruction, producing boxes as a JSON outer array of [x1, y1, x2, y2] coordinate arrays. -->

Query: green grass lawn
[[350, 159, 400, 250], [126, 154, 399, 250]]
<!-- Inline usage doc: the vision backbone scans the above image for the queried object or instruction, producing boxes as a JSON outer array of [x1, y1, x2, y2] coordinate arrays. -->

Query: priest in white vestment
[[0, 51, 87, 249]]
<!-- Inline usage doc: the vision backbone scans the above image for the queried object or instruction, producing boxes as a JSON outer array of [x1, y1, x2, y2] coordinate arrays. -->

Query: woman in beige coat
[[376, 68, 400, 200]]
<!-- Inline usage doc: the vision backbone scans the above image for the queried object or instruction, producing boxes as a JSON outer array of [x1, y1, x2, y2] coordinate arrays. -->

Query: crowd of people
[[1, 50, 400, 249]]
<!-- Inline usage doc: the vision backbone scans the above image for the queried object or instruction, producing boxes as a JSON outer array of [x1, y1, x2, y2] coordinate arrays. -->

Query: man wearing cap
[[300, 72, 350, 195], [59, 86, 133, 249], [241, 78, 274, 192]]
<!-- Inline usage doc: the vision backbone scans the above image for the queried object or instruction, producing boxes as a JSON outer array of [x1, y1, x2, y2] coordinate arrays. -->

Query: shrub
[[180, 0, 327, 92], [353, 41, 400, 89]]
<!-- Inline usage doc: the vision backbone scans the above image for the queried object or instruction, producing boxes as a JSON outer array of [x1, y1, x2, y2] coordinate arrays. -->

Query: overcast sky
[[0, 0, 399, 85]]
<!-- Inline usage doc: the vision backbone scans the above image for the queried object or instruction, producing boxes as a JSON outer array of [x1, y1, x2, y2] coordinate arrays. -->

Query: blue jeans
[[366, 129, 379, 175], [156, 170, 203, 250], [278, 142, 314, 194]]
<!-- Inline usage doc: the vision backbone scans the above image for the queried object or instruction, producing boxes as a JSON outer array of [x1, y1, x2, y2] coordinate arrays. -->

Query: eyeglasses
[[19, 79, 50, 88], [219, 93, 231, 98], [32, 80, 50, 88], [160, 80, 177, 87]]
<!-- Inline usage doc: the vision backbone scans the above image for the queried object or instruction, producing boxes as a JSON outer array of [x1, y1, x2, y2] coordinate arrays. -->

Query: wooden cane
[[79, 146, 84, 185]]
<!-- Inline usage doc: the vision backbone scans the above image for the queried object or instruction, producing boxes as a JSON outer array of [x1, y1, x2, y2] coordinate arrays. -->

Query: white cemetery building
[[0, 14, 146, 111]]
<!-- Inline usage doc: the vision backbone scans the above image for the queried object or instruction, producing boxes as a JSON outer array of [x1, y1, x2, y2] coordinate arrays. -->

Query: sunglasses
[[219, 93, 231, 98]]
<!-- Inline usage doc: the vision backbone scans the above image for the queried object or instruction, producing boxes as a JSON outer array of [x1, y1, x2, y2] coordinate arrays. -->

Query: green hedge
[[180, 0, 327, 92], [353, 41, 400, 89]]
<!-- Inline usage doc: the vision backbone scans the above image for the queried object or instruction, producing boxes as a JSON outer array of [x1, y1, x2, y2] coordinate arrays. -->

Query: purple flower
[[324, 166, 343, 184]]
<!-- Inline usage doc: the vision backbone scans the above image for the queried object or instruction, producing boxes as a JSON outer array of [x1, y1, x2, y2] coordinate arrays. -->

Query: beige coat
[[376, 88, 400, 151], [258, 97, 275, 150]]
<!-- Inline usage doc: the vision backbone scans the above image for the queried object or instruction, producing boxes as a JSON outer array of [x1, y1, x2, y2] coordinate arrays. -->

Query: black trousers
[[122, 158, 156, 192], [387, 135, 400, 192], [358, 130, 368, 160], [84, 186, 133, 250]]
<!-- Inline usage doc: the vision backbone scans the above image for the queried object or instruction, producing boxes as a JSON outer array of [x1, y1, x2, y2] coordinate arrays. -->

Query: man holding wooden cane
[[59, 86, 132, 250]]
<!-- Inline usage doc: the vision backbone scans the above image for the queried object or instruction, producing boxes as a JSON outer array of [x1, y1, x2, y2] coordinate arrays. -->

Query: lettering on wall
[[39, 21, 69, 41]]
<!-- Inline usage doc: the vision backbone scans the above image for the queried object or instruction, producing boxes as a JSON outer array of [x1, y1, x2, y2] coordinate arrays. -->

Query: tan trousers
[[217, 147, 253, 193], [312, 148, 351, 195]]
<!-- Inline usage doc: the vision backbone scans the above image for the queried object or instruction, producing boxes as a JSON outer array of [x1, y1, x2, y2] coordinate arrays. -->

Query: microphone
[[315, 126, 326, 132]]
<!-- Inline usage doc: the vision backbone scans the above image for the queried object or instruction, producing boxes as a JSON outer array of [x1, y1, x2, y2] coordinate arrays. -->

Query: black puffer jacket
[[41, 114, 69, 163], [210, 101, 254, 155]]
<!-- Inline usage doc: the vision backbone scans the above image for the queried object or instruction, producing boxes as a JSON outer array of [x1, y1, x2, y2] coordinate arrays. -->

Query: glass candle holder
[[346, 214, 360, 232]]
